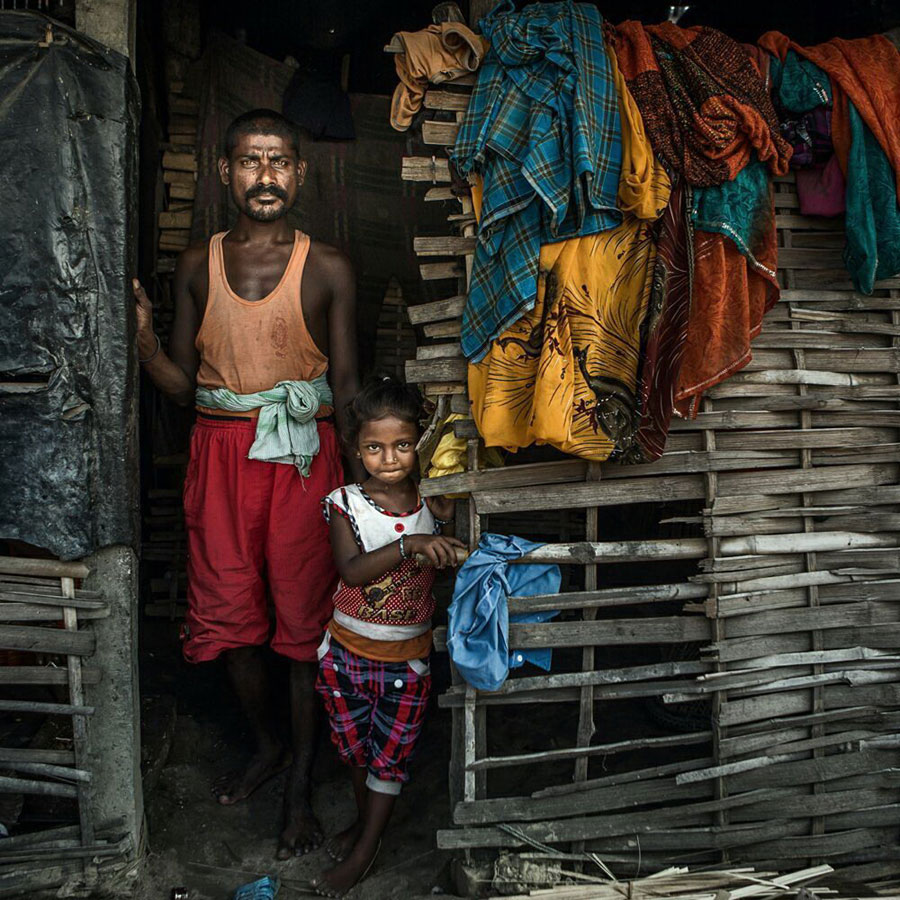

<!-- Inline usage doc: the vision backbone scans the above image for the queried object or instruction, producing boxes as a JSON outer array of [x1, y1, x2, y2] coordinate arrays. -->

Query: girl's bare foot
[[311, 838, 380, 898], [325, 819, 364, 862]]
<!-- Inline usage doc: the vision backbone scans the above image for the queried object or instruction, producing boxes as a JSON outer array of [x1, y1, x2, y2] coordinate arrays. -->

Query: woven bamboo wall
[[403, 80, 900, 881], [0, 556, 130, 893]]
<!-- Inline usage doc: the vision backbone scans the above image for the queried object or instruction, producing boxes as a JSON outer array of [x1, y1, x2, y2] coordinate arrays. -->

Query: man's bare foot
[[212, 745, 290, 806], [325, 819, 364, 862], [311, 839, 380, 898], [276, 789, 323, 858]]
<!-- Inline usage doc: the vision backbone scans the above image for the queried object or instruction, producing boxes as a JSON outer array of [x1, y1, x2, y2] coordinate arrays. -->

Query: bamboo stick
[[0, 699, 94, 715], [437, 789, 779, 849], [0, 761, 91, 783], [418, 538, 707, 567], [508, 581, 707, 613], [0, 775, 77, 798], [0, 557, 89, 579], [467, 731, 711, 772], [719, 532, 898, 556]]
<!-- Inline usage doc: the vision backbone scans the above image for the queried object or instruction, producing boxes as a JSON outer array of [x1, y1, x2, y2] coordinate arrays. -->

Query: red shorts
[[182, 416, 342, 663]]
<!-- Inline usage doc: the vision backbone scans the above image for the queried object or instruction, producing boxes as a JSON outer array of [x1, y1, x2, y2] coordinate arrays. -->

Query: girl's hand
[[425, 494, 456, 523], [405, 534, 465, 569]]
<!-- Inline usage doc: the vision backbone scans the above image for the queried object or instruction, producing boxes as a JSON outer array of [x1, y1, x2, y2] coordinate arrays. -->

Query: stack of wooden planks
[[142, 70, 197, 620], [398, 37, 900, 883], [375, 277, 418, 379], [158, 82, 198, 260], [141, 474, 188, 620]]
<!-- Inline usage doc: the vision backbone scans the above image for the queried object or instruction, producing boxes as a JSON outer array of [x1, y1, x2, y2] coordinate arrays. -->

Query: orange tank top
[[195, 230, 328, 416]]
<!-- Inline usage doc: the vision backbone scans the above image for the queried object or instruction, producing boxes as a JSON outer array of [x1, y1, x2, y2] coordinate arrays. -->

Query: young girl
[[311, 377, 463, 898]]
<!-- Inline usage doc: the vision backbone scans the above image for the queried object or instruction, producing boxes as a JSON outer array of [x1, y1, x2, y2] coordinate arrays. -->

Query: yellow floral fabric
[[468, 46, 669, 461], [469, 224, 657, 460]]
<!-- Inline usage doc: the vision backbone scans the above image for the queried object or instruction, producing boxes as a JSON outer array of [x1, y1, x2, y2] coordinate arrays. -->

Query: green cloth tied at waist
[[195, 375, 333, 477]]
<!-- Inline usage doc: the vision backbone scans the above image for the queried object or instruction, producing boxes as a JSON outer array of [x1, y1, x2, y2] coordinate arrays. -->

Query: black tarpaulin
[[0, 12, 139, 560]]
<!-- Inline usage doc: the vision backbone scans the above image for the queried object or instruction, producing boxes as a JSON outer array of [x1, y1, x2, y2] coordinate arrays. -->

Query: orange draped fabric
[[759, 31, 900, 199], [676, 230, 779, 417], [613, 21, 784, 418]]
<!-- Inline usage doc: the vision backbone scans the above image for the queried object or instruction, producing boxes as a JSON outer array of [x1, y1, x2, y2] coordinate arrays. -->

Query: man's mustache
[[245, 184, 288, 201]]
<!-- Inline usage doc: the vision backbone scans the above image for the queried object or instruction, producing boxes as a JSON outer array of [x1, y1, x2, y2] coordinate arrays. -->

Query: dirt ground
[[136, 621, 464, 900]]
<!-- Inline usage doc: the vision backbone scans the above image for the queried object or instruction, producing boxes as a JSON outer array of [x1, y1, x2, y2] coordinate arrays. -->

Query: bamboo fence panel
[[0, 557, 126, 890], [401, 72, 900, 878]]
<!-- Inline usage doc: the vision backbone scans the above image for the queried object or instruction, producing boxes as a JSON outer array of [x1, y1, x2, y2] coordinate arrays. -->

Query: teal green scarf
[[195, 374, 332, 477]]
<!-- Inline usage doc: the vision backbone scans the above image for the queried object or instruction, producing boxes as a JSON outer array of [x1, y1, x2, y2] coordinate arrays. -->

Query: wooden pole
[[0, 557, 89, 580]]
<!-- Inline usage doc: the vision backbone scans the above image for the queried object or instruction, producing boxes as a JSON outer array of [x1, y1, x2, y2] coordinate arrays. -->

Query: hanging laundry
[[612, 45, 672, 221], [389, 22, 488, 131], [468, 45, 669, 461], [612, 22, 789, 422], [677, 159, 779, 417], [842, 104, 900, 293], [423, 413, 504, 493], [760, 32, 900, 201], [447, 533, 561, 692], [630, 180, 694, 462], [794, 157, 846, 219], [768, 46, 900, 294], [769, 52, 844, 217], [676, 230, 776, 417], [451, 0, 623, 362], [782, 108, 834, 169], [469, 223, 657, 460], [613, 22, 790, 187], [691, 158, 774, 267]]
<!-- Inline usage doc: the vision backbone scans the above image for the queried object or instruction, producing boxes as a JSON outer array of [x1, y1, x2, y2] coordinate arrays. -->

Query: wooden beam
[[0, 557, 89, 579]]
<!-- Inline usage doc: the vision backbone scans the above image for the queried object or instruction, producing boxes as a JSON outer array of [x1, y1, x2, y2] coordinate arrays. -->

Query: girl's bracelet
[[139, 332, 161, 364], [398, 534, 409, 559]]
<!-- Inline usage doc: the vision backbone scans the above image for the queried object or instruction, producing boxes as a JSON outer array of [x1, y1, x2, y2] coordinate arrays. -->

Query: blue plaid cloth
[[451, 0, 622, 361]]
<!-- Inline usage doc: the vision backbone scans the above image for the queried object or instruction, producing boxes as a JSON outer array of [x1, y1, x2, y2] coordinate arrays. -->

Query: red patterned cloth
[[612, 21, 790, 186], [631, 181, 693, 462], [322, 484, 437, 628]]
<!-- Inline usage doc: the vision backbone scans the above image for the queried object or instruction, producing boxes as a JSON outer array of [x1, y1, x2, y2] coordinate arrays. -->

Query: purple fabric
[[784, 107, 833, 168], [796, 154, 846, 217]]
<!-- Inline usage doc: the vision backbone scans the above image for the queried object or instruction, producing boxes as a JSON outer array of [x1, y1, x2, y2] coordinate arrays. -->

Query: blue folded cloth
[[447, 533, 561, 691], [233, 875, 279, 900]]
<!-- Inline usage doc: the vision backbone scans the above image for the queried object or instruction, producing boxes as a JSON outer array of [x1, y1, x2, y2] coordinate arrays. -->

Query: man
[[134, 109, 359, 858]]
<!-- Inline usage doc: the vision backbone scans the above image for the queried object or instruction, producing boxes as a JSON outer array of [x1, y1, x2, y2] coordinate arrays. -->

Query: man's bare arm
[[323, 248, 364, 479], [133, 247, 203, 407]]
